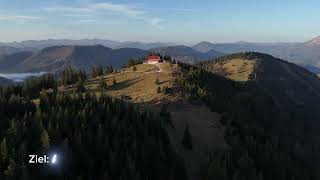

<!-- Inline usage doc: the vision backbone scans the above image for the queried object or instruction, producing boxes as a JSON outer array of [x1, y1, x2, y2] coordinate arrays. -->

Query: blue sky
[[0, 0, 319, 43]]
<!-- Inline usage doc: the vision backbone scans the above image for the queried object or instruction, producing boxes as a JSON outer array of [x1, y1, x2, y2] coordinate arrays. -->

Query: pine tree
[[160, 104, 173, 127], [182, 123, 192, 150], [162, 86, 169, 94], [105, 65, 114, 74], [76, 81, 85, 93], [113, 76, 117, 85], [0, 87, 188, 180], [99, 79, 108, 90], [8, 120, 17, 137], [18, 142, 27, 161], [41, 130, 50, 149], [0, 138, 8, 161], [258, 171, 264, 180], [92, 65, 104, 78], [164, 55, 172, 62], [21, 163, 29, 180], [157, 86, 161, 93], [5, 159, 17, 178], [155, 77, 160, 85]]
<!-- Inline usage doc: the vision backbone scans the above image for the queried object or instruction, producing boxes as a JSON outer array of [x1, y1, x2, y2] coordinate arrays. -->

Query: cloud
[[169, 8, 197, 13], [0, 15, 43, 22], [150, 17, 165, 29], [62, 14, 93, 18], [43, 7, 92, 13], [89, 3, 144, 17], [77, 19, 97, 23], [43, 3, 144, 17], [42, 2, 163, 29]]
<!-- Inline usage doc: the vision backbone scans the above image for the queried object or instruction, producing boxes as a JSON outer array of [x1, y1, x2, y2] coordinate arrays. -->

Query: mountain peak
[[235, 41, 251, 44], [193, 41, 215, 47], [196, 41, 214, 45], [192, 41, 215, 53], [304, 36, 320, 47]]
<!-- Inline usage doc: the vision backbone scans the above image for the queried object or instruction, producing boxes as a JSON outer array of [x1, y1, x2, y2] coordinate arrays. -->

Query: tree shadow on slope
[[108, 76, 143, 91]]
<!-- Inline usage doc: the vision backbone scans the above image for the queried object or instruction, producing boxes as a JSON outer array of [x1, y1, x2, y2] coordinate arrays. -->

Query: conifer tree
[[40, 130, 50, 149], [92, 65, 104, 78], [162, 86, 169, 94], [113, 76, 117, 85], [5, 159, 17, 178], [182, 123, 192, 150], [21, 163, 29, 180], [105, 65, 114, 74], [157, 86, 161, 93], [0, 86, 187, 179], [99, 79, 108, 90], [76, 81, 85, 93], [0, 138, 8, 161], [155, 77, 160, 85]]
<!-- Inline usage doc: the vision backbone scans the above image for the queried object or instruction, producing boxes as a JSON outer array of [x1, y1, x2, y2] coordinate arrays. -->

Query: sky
[[0, 0, 319, 43]]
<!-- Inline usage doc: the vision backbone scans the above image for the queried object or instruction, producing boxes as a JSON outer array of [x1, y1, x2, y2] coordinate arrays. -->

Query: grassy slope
[[86, 63, 181, 104], [222, 59, 257, 81], [55, 62, 226, 180], [205, 52, 320, 108], [201, 57, 258, 82], [52, 63, 179, 102]]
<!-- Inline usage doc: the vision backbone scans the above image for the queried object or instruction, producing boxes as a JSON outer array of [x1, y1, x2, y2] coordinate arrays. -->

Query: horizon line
[[0, 37, 313, 45]]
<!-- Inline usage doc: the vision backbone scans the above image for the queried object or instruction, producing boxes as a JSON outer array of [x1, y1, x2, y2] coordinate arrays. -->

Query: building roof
[[147, 55, 161, 61]]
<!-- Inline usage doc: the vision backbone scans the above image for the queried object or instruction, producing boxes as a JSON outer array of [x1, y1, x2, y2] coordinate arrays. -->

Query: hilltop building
[[145, 55, 163, 64]]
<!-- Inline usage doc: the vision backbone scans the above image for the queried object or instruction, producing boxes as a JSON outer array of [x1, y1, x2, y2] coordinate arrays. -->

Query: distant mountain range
[[304, 36, 320, 47], [0, 45, 149, 73], [0, 76, 13, 85], [0, 45, 224, 73], [192, 36, 320, 67], [300, 64, 320, 74], [0, 51, 34, 72], [0, 36, 319, 73], [0, 46, 22, 55], [0, 39, 175, 50], [151, 45, 224, 63]]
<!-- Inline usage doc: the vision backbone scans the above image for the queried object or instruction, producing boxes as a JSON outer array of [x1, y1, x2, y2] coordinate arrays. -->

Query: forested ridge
[[179, 53, 320, 180], [1, 52, 320, 180], [0, 78, 186, 179]]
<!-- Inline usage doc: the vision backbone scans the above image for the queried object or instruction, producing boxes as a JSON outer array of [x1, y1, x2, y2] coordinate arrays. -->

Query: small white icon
[[52, 154, 57, 164]]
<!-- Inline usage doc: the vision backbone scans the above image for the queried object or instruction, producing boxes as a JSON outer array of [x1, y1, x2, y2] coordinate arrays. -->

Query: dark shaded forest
[[0, 80, 186, 180], [1, 53, 320, 180], [179, 58, 320, 180]]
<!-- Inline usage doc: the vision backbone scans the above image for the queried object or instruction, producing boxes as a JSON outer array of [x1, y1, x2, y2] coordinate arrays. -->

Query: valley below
[[0, 72, 46, 82]]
